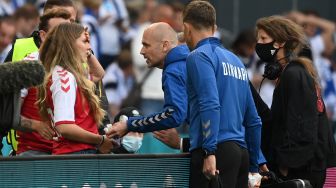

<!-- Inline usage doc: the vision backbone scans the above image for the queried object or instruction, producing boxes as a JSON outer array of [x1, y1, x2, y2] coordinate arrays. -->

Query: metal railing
[[0, 153, 190, 188]]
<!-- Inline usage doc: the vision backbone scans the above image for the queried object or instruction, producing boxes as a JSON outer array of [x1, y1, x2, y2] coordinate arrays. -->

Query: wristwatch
[[203, 149, 215, 158]]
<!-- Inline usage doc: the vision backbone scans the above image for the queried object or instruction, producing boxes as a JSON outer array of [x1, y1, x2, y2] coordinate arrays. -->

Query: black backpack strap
[[12, 91, 21, 129], [0, 93, 16, 136]]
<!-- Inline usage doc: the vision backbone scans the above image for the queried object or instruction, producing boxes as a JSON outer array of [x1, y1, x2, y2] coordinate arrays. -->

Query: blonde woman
[[38, 23, 115, 154]]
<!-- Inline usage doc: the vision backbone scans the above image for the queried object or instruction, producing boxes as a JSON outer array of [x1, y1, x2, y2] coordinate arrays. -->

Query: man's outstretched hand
[[153, 128, 180, 149], [106, 121, 128, 139]]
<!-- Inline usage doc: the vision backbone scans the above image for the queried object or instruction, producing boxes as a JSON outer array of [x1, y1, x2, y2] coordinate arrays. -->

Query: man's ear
[[162, 40, 169, 52], [39, 30, 47, 43], [183, 22, 194, 40], [183, 22, 190, 34], [212, 24, 217, 34]]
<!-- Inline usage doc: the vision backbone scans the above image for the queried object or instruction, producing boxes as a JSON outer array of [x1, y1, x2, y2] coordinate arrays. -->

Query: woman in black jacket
[[254, 15, 336, 188]]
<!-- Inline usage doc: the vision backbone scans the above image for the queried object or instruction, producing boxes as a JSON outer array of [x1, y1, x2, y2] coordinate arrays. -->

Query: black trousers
[[190, 141, 249, 188]]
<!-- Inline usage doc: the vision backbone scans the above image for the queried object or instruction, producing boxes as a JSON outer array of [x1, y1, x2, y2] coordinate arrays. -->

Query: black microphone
[[0, 60, 45, 94]]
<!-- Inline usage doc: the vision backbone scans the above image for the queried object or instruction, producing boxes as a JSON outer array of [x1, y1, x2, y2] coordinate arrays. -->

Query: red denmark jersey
[[46, 65, 98, 154], [17, 52, 52, 154]]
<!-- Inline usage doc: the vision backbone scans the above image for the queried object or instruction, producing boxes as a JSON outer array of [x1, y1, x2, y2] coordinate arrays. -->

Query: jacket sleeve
[[127, 68, 187, 132], [249, 81, 273, 162], [244, 84, 263, 172], [187, 52, 220, 152]]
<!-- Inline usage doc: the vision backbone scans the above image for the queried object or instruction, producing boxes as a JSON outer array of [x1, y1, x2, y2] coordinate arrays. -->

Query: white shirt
[[0, 0, 26, 16], [99, 0, 129, 55], [103, 63, 133, 105]]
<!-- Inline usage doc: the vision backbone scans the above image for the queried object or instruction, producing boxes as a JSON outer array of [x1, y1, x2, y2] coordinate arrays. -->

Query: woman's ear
[[39, 30, 47, 43]]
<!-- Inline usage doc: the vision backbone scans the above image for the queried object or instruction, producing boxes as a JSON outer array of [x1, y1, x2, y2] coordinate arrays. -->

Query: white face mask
[[122, 135, 143, 153]]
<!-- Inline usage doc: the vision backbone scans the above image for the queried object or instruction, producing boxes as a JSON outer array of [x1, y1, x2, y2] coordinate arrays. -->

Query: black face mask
[[256, 41, 282, 80], [255, 41, 279, 62]]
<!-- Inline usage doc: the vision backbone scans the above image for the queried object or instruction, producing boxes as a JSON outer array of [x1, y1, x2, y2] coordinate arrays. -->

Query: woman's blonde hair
[[256, 16, 320, 87], [38, 23, 104, 125]]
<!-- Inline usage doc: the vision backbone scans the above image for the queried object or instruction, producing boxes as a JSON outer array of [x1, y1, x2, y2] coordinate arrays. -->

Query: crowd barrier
[[0, 153, 190, 188]]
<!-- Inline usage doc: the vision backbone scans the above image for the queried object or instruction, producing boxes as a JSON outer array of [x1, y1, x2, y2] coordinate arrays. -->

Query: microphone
[[0, 60, 45, 94]]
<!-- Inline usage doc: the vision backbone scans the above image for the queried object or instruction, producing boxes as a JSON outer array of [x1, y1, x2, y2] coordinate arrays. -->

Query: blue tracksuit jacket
[[187, 37, 262, 172], [127, 45, 189, 132]]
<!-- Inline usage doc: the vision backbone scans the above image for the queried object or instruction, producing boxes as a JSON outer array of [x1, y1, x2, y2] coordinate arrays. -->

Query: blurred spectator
[[13, 4, 39, 38], [0, 16, 16, 63], [4, 0, 77, 64], [151, 3, 174, 25], [81, 0, 102, 58], [103, 50, 135, 119], [167, 1, 184, 32], [121, 6, 139, 46], [99, 0, 130, 69], [35, 0, 47, 15], [72, 0, 84, 23], [43, 0, 77, 22], [231, 29, 258, 77], [0, 0, 26, 17]]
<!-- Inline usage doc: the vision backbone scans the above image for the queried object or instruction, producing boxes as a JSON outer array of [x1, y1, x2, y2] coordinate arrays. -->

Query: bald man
[[107, 22, 189, 137]]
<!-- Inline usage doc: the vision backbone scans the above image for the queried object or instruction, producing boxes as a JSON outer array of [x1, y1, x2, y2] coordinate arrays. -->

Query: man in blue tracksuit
[[183, 1, 262, 187], [107, 22, 189, 137]]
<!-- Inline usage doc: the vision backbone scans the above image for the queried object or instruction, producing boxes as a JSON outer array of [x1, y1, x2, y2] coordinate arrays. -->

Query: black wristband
[[182, 138, 190, 152], [203, 149, 215, 158]]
